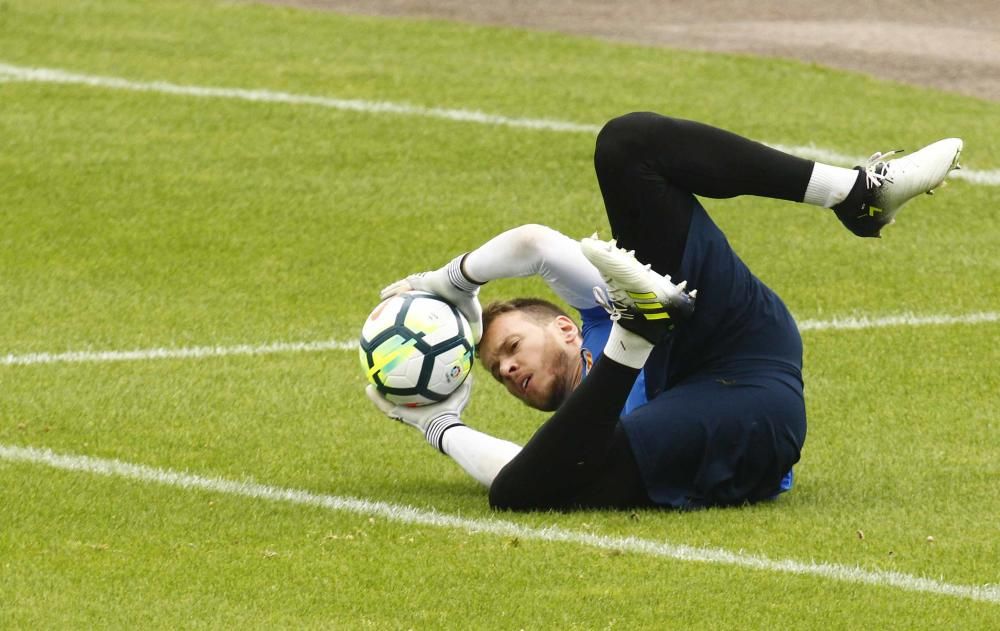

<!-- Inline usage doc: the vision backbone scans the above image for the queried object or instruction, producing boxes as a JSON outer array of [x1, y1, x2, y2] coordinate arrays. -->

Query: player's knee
[[594, 112, 667, 174], [487, 468, 537, 512], [487, 470, 518, 510]]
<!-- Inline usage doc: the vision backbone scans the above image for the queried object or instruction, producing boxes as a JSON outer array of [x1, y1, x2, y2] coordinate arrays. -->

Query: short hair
[[481, 297, 579, 336]]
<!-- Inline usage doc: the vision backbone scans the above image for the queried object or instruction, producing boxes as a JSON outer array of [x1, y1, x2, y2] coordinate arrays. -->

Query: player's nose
[[499, 358, 518, 379]]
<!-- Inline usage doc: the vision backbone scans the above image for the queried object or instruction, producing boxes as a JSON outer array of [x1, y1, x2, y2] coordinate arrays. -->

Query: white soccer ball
[[359, 291, 475, 407]]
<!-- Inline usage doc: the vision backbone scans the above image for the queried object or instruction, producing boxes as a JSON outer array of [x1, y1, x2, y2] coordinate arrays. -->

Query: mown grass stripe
[[1, 311, 995, 367], [0, 62, 996, 186], [1, 443, 997, 604]]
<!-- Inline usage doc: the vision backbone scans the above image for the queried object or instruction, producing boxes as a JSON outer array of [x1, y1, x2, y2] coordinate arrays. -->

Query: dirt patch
[[261, 0, 1000, 101]]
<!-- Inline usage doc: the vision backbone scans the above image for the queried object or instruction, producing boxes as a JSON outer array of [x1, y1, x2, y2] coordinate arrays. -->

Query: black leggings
[[594, 112, 814, 277], [488, 113, 815, 511]]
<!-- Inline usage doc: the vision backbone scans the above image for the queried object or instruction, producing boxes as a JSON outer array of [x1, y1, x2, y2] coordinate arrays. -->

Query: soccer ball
[[359, 291, 475, 407]]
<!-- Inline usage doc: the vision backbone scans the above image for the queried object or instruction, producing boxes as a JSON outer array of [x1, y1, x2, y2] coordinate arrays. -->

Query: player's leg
[[596, 112, 817, 203], [593, 112, 963, 259], [488, 417, 654, 510], [593, 112, 821, 276], [488, 336, 656, 511]]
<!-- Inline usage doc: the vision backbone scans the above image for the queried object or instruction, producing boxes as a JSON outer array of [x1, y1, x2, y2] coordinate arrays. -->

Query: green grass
[[1, 0, 998, 627]]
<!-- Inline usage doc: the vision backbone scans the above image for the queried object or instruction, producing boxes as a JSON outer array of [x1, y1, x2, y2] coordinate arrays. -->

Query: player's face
[[479, 311, 583, 411]]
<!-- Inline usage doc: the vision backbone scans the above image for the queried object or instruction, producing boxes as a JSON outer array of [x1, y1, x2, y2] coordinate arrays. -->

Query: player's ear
[[553, 315, 580, 343]]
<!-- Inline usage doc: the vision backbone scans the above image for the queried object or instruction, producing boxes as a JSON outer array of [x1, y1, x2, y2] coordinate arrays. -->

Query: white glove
[[365, 379, 474, 452], [380, 254, 483, 343]]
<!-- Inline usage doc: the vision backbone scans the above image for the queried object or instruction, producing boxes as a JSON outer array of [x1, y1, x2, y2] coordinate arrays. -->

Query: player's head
[[478, 297, 583, 411]]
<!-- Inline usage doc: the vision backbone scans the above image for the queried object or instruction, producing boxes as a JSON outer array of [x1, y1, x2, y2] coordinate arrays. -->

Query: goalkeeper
[[367, 112, 962, 510]]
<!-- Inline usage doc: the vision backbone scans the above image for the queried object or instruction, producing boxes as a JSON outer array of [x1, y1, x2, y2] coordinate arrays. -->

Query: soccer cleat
[[834, 138, 963, 237], [580, 235, 696, 344]]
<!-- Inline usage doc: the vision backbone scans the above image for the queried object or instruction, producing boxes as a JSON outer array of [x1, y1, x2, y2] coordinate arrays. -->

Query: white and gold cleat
[[580, 235, 696, 342], [835, 138, 963, 237]]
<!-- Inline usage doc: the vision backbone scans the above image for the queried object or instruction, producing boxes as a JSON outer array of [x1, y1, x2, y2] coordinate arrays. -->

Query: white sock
[[602, 323, 654, 369], [803, 162, 860, 208], [440, 425, 522, 488]]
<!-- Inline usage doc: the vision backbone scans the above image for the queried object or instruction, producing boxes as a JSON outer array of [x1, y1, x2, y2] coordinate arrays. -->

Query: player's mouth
[[521, 375, 532, 394]]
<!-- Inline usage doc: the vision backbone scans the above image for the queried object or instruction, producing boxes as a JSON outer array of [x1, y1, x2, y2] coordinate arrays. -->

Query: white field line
[[1, 443, 997, 604], [0, 339, 356, 367], [0, 63, 597, 134], [2, 311, 997, 367], [1, 311, 996, 367], [795, 310, 1000, 332], [1, 62, 997, 186]]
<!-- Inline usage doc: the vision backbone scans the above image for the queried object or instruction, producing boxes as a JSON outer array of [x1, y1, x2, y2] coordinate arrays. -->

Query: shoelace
[[592, 285, 634, 322], [862, 149, 903, 190]]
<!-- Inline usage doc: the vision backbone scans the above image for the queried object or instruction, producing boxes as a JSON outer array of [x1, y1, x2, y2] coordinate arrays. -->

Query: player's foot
[[580, 235, 696, 344], [833, 138, 963, 238]]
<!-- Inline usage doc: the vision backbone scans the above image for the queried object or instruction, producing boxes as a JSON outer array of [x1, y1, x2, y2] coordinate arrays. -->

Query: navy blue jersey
[[643, 204, 803, 396], [579, 201, 803, 506]]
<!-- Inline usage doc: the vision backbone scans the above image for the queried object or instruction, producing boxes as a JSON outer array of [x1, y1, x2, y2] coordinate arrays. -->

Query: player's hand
[[379, 255, 483, 343], [365, 378, 474, 433]]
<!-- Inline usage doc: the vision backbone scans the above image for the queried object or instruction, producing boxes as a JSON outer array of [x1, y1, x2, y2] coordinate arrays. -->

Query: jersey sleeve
[[461, 224, 605, 309]]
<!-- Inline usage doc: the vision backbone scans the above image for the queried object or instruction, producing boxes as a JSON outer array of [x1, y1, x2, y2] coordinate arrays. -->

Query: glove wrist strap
[[425, 414, 465, 453], [447, 254, 484, 293]]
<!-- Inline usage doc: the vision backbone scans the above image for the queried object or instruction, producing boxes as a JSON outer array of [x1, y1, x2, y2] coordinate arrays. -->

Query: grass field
[[1, 0, 999, 627]]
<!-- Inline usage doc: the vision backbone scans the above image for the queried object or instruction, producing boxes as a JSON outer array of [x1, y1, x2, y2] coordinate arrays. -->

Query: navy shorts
[[622, 367, 805, 508]]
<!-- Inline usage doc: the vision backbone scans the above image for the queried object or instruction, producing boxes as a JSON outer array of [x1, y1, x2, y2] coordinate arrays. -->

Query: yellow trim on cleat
[[635, 302, 663, 310], [643, 312, 671, 321], [627, 291, 658, 300]]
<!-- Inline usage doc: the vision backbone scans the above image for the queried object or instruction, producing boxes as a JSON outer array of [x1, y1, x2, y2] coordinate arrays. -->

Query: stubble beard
[[534, 345, 573, 412]]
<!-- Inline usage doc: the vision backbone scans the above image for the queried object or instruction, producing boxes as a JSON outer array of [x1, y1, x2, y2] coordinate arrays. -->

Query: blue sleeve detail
[[578, 306, 612, 359]]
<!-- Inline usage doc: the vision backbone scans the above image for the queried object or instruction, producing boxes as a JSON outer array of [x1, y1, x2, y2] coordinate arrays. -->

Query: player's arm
[[461, 224, 604, 310], [366, 378, 522, 487], [381, 224, 603, 341]]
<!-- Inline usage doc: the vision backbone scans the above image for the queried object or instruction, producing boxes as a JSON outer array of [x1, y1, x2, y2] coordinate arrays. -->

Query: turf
[[1, 0, 998, 627]]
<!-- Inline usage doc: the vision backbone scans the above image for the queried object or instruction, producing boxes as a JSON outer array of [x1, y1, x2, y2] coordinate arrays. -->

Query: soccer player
[[366, 112, 962, 511]]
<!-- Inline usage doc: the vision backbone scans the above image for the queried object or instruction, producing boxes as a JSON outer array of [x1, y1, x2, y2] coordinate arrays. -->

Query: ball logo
[[446, 365, 462, 382], [367, 299, 390, 322]]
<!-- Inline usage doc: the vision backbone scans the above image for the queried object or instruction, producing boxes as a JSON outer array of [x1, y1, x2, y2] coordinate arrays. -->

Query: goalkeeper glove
[[379, 254, 483, 343], [365, 379, 473, 452]]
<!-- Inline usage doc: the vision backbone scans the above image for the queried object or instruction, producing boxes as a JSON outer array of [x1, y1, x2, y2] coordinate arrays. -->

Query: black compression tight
[[488, 113, 815, 511], [489, 356, 655, 510], [594, 112, 815, 277]]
